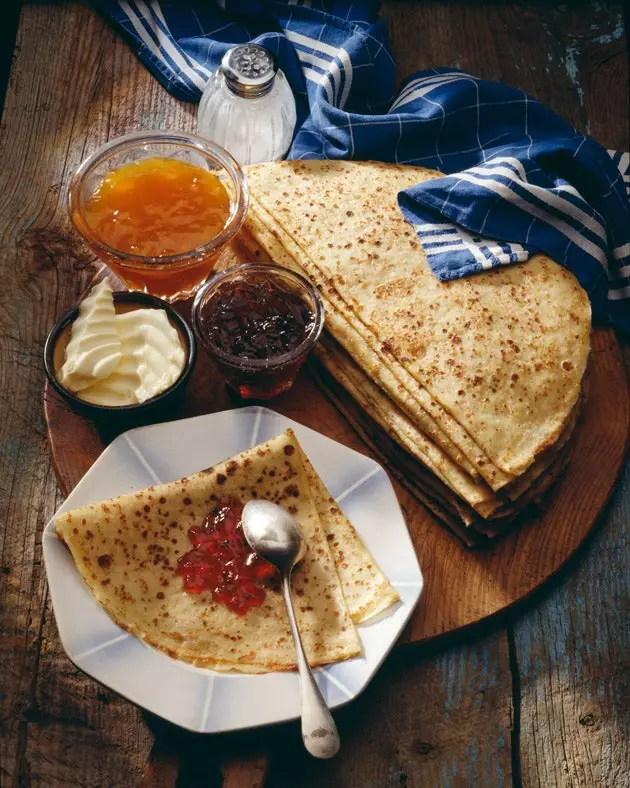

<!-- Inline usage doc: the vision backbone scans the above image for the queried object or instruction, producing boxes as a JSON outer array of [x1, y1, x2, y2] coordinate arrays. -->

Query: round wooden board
[[44, 316, 630, 645]]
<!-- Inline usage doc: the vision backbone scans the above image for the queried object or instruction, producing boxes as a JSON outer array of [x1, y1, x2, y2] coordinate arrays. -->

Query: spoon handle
[[281, 573, 340, 759]]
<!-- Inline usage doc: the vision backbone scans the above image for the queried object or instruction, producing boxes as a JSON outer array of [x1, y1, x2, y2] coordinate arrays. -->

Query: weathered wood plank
[[383, 1, 628, 146], [268, 632, 514, 788], [514, 461, 630, 787], [0, 5, 158, 785], [506, 6, 630, 787]]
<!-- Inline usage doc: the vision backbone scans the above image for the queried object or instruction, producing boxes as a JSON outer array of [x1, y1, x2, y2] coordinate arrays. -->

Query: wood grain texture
[[267, 632, 514, 787], [514, 460, 630, 787], [500, 5, 630, 785], [383, 0, 628, 149], [0, 2, 628, 788], [0, 7, 153, 787]]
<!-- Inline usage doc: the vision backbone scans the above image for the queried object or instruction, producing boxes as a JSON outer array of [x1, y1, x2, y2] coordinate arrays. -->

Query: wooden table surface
[[0, 3, 628, 787]]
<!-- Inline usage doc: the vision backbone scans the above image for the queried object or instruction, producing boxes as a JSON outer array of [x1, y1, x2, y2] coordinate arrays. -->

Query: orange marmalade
[[78, 157, 232, 299]]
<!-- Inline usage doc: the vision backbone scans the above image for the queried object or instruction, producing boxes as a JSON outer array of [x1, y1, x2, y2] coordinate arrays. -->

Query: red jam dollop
[[204, 276, 314, 360], [176, 497, 277, 615]]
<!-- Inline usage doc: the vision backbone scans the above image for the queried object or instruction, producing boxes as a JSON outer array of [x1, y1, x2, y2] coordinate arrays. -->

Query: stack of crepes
[[241, 161, 592, 545], [56, 429, 399, 672]]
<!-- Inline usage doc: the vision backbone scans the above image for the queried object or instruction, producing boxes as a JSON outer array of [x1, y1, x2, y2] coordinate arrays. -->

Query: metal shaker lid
[[221, 44, 277, 98]]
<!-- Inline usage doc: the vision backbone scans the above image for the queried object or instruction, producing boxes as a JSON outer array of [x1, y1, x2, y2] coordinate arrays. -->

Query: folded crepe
[[55, 429, 398, 672], [243, 160, 590, 483], [238, 160, 590, 541], [313, 352, 580, 546]]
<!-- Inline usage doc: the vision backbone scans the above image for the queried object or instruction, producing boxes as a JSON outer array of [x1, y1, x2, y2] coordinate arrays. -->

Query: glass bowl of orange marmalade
[[68, 131, 248, 302]]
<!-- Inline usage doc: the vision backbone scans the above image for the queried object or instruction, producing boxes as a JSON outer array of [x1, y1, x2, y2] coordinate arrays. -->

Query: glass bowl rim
[[192, 262, 325, 370], [67, 130, 249, 269]]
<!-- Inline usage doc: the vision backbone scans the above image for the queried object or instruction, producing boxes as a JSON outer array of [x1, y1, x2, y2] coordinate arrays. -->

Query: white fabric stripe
[[476, 253, 495, 271], [608, 284, 630, 300], [294, 48, 340, 102], [285, 28, 341, 58], [616, 263, 630, 278], [347, 114, 355, 158], [424, 242, 475, 255], [485, 154, 528, 182], [484, 244, 516, 257], [120, 1, 205, 90], [482, 244, 527, 264], [302, 65, 334, 103], [119, 1, 173, 75], [393, 75, 442, 106], [393, 76, 467, 113], [413, 222, 457, 232], [481, 247, 507, 264], [391, 76, 464, 112], [467, 160, 607, 244], [135, 1, 207, 88], [456, 172, 608, 267], [455, 226, 490, 266], [393, 71, 464, 107], [149, 0, 212, 78], [615, 152, 629, 174], [419, 233, 462, 245], [613, 243, 630, 259], [285, 29, 353, 109], [136, 0, 206, 90], [336, 46, 353, 110]]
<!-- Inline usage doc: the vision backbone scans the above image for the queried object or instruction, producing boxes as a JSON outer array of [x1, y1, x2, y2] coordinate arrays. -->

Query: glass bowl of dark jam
[[192, 263, 325, 399]]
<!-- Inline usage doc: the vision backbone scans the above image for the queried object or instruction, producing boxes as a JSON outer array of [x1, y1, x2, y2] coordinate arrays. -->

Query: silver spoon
[[242, 499, 340, 759]]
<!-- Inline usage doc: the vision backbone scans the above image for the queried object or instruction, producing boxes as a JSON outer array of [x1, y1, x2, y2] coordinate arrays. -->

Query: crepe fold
[[55, 429, 398, 672], [241, 160, 591, 541]]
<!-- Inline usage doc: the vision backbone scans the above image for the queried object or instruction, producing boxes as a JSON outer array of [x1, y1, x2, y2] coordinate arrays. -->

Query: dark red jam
[[176, 497, 277, 615], [200, 272, 319, 399], [204, 276, 314, 360]]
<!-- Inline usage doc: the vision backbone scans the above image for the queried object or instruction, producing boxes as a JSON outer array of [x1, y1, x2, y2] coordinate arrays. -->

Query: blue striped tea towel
[[104, 1, 630, 331]]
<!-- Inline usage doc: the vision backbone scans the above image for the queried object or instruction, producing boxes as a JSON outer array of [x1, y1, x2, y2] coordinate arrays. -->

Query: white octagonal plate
[[43, 406, 423, 733]]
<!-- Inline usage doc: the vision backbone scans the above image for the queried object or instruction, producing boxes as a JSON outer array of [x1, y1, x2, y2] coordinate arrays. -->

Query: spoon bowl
[[242, 500, 340, 760], [240, 499, 305, 570]]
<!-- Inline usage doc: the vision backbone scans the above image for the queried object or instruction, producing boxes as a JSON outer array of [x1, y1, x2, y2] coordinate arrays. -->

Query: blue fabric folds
[[104, 1, 630, 330]]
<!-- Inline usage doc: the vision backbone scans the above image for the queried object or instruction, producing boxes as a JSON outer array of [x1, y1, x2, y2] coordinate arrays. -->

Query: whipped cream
[[58, 282, 186, 406], [58, 280, 121, 392]]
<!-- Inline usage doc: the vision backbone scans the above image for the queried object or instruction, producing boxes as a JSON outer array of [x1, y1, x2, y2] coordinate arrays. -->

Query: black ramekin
[[44, 291, 196, 419]]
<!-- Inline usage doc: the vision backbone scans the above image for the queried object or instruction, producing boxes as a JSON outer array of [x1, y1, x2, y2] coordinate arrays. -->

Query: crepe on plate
[[240, 160, 591, 542], [55, 429, 398, 672]]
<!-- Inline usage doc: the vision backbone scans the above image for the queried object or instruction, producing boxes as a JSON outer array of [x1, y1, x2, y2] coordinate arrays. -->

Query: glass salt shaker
[[197, 44, 297, 166]]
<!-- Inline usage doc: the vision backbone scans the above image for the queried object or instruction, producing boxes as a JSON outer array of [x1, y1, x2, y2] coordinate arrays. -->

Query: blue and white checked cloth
[[104, 1, 630, 331]]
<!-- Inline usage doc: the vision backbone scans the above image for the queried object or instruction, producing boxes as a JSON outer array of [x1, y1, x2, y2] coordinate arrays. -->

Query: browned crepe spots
[[55, 430, 398, 671], [244, 160, 590, 480]]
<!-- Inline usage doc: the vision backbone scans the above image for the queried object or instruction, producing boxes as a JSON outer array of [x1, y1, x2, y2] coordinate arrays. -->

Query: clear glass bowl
[[68, 131, 249, 302], [193, 263, 325, 400]]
